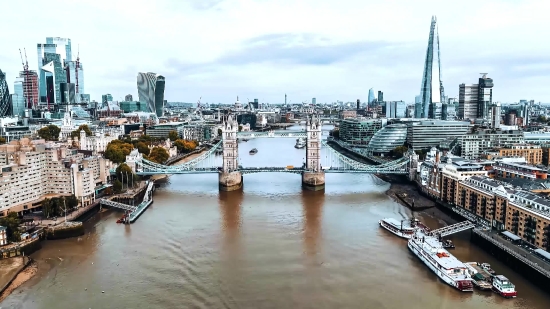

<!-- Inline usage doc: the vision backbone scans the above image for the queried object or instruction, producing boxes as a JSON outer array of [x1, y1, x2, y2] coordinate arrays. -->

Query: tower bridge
[[129, 114, 417, 191]]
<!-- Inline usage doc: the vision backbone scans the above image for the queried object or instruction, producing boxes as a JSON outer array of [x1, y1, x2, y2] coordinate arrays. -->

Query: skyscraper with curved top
[[137, 72, 165, 117], [0, 70, 12, 117], [418, 16, 445, 119]]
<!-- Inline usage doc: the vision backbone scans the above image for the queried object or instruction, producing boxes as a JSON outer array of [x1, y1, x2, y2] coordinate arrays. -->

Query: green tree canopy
[[147, 147, 169, 164], [238, 125, 243, 132], [168, 130, 179, 141], [116, 163, 136, 184], [392, 146, 408, 158], [37, 125, 61, 141], [70, 124, 93, 139], [217, 128, 222, 137], [0, 212, 21, 242], [113, 180, 123, 193], [40, 195, 79, 219]]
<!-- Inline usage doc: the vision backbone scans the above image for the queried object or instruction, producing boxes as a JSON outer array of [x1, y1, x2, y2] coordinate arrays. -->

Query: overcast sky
[[1, 0, 549, 104]]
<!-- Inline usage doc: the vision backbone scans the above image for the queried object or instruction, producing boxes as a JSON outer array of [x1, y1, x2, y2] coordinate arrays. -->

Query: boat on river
[[408, 229, 474, 292], [249, 148, 258, 155], [379, 218, 420, 239], [464, 262, 493, 291], [295, 138, 306, 149], [492, 275, 517, 298]]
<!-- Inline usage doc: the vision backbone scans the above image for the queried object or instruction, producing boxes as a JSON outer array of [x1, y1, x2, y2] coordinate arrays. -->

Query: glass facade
[[419, 16, 444, 119], [137, 72, 165, 117], [368, 88, 375, 104], [12, 77, 25, 117], [406, 120, 471, 150], [0, 70, 11, 117], [120, 101, 148, 113], [42, 52, 66, 104], [339, 118, 385, 145], [367, 124, 408, 155]]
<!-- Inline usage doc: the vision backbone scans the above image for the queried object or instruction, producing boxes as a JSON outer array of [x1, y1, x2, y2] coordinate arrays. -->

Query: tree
[[104, 140, 134, 163], [537, 115, 548, 123], [147, 147, 169, 163], [217, 128, 222, 137], [392, 146, 408, 158], [0, 212, 21, 242], [331, 129, 340, 139], [174, 139, 197, 153], [37, 125, 61, 141], [113, 180, 123, 193], [135, 141, 150, 155], [168, 130, 179, 141], [0, 137, 5, 144], [238, 125, 243, 132], [116, 163, 135, 184], [70, 124, 93, 139]]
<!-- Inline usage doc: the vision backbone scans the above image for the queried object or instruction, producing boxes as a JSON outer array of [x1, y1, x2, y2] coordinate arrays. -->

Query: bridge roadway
[[236, 131, 307, 138], [136, 166, 407, 175]]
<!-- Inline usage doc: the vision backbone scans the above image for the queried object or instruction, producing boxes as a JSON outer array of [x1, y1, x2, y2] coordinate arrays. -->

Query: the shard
[[417, 16, 445, 119]]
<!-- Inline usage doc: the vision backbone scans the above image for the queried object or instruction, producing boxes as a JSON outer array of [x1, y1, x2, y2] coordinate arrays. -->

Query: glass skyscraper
[[368, 88, 375, 105], [0, 70, 12, 117], [418, 16, 445, 119], [37, 37, 72, 104], [13, 77, 25, 117], [137, 72, 165, 117]]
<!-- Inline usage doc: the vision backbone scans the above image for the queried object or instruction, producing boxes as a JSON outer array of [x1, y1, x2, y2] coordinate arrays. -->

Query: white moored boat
[[492, 275, 517, 298], [379, 218, 419, 239], [408, 229, 473, 292]]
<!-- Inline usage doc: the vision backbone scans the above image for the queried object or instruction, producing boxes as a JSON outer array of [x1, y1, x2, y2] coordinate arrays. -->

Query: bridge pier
[[302, 171, 325, 191], [219, 171, 243, 191]]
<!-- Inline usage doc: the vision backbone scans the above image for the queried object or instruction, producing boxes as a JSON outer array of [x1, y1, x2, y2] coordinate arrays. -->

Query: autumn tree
[[238, 125, 243, 132], [217, 128, 222, 137], [70, 124, 93, 139], [0, 213, 21, 242], [104, 140, 134, 163], [174, 139, 197, 153], [113, 180, 123, 193], [135, 141, 150, 155], [147, 147, 169, 163], [0, 137, 6, 144], [37, 125, 61, 141]]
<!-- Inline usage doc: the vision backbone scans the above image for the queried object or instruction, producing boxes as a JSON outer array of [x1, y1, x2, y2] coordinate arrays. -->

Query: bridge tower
[[219, 115, 243, 191], [302, 114, 325, 191]]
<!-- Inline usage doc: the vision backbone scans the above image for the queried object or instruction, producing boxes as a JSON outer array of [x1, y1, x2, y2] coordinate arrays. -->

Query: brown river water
[[2, 126, 550, 309]]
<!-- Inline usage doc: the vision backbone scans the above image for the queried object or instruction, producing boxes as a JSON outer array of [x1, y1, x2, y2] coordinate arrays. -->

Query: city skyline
[[1, 0, 549, 103]]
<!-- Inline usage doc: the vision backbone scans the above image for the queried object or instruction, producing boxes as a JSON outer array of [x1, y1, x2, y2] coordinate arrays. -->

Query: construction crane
[[75, 45, 81, 94], [19, 48, 34, 109]]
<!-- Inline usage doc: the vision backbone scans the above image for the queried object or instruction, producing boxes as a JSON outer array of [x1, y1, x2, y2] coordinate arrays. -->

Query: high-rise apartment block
[[0, 138, 113, 216], [418, 16, 445, 119], [137, 72, 165, 117]]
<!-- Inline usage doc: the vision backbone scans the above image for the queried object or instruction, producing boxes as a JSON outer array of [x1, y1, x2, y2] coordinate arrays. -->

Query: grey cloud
[[215, 33, 407, 66]]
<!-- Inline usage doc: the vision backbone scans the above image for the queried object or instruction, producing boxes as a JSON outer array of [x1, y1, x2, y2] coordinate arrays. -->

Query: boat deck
[[413, 230, 468, 274]]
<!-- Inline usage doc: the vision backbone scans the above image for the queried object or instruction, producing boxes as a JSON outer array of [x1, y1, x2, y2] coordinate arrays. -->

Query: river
[[2, 125, 550, 309]]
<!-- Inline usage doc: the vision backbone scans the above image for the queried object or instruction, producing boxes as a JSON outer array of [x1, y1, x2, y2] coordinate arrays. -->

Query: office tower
[[491, 102, 501, 129], [477, 74, 493, 119], [414, 95, 422, 118], [385, 101, 397, 118], [65, 60, 84, 95], [125, 94, 133, 101], [137, 72, 165, 117], [523, 103, 530, 126], [377, 91, 383, 103], [285, 94, 287, 105], [458, 84, 477, 120], [102, 94, 113, 103], [0, 70, 12, 117], [312, 98, 316, 104], [419, 16, 445, 119], [60, 83, 76, 104], [19, 70, 38, 108], [39, 53, 66, 105], [37, 38, 72, 103], [458, 74, 494, 121], [13, 77, 25, 117], [357, 99, 361, 110], [368, 88, 375, 104]]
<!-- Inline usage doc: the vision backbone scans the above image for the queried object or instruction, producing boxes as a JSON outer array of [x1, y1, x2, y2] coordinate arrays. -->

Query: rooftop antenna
[[480, 73, 488, 78]]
